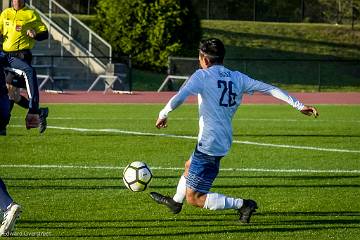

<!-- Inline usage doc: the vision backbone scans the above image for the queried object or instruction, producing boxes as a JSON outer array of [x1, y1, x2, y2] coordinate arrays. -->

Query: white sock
[[203, 192, 243, 210], [173, 175, 187, 203]]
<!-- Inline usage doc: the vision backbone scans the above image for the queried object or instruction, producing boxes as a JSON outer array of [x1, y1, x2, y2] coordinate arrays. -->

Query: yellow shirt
[[0, 6, 47, 52]]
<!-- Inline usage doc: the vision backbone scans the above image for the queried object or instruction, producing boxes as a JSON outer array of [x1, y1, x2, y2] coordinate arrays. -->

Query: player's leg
[[5, 62, 35, 113], [6, 74, 16, 112], [172, 159, 190, 204], [0, 178, 21, 237], [0, 179, 13, 214], [16, 95, 29, 109], [19, 69, 49, 133], [28, 67, 49, 133], [38, 107, 49, 134], [172, 174, 187, 204], [0, 61, 10, 135], [7, 83, 29, 111], [149, 160, 189, 214], [185, 149, 258, 223], [6, 73, 29, 111], [0, 94, 11, 136], [7, 58, 49, 133]]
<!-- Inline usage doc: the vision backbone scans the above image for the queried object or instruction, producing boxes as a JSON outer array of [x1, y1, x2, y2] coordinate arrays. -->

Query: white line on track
[[1, 164, 359, 174]]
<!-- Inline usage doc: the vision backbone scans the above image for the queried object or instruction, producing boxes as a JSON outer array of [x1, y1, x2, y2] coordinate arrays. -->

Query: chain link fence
[[53, 0, 360, 25], [192, 0, 359, 24], [166, 57, 360, 92]]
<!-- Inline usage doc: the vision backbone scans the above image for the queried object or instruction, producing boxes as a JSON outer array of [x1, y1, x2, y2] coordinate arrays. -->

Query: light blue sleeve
[[240, 72, 304, 110], [240, 73, 277, 94]]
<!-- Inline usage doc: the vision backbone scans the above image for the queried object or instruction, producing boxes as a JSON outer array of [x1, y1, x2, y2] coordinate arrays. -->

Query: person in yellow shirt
[[0, 0, 49, 133]]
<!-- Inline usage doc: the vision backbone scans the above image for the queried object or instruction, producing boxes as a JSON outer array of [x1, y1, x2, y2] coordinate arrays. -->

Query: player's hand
[[300, 105, 319, 118], [156, 117, 168, 129], [25, 113, 40, 129], [26, 29, 37, 39]]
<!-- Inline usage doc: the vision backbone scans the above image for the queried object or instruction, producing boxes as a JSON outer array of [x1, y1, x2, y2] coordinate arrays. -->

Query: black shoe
[[150, 192, 183, 214], [39, 107, 49, 133], [238, 199, 258, 223], [0, 129, 6, 136]]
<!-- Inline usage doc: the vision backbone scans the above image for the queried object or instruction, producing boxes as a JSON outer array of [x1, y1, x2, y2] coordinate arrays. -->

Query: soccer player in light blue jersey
[[150, 38, 318, 223]]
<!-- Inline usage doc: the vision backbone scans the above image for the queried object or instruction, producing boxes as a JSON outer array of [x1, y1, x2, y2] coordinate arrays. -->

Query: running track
[[40, 91, 360, 104]]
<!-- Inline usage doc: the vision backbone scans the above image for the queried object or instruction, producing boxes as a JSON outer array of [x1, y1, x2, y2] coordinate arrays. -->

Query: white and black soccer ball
[[123, 161, 153, 192]]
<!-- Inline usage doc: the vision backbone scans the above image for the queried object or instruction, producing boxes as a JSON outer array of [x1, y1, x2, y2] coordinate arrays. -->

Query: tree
[[94, 0, 201, 70], [316, 0, 360, 24]]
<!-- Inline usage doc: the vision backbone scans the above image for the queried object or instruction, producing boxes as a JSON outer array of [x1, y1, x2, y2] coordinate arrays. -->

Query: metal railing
[[29, 0, 112, 68], [32, 55, 131, 91], [164, 57, 360, 92]]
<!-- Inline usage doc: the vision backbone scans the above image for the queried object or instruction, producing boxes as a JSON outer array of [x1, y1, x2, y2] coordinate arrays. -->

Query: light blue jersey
[[159, 65, 304, 156]]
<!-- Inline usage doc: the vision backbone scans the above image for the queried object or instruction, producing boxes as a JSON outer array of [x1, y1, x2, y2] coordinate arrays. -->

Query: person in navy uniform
[[0, 51, 43, 134]]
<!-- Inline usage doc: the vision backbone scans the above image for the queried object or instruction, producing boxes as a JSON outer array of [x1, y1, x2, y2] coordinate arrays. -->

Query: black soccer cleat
[[238, 199, 258, 223], [150, 192, 183, 214], [39, 107, 49, 134]]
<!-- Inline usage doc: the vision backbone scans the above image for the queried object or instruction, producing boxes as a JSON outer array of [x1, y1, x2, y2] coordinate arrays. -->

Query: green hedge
[[92, 0, 200, 71]]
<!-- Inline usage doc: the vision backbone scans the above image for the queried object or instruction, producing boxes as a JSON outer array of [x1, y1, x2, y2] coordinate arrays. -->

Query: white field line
[[40, 125, 360, 154], [9, 124, 360, 153], [233, 140, 360, 153], [1, 164, 359, 174]]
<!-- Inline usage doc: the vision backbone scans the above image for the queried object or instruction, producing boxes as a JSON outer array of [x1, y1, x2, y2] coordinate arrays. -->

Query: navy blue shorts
[[186, 148, 223, 193]]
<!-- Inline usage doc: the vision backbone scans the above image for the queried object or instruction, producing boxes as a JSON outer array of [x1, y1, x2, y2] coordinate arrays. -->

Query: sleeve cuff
[[158, 109, 168, 119]]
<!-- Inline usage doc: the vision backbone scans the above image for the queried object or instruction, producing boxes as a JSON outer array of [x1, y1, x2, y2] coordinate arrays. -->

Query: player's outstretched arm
[[300, 105, 319, 118], [156, 117, 168, 129]]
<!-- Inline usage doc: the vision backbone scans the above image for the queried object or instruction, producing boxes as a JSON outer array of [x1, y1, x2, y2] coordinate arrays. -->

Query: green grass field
[[1, 104, 360, 239], [201, 20, 360, 60]]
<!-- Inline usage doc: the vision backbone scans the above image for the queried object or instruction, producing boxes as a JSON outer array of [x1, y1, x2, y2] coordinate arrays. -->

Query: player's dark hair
[[199, 38, 225, 64]]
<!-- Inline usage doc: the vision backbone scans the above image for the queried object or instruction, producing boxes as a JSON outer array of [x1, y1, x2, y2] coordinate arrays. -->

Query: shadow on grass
[[187, 211, 360, 217], [254, 211, 360, 217], [19, 211, 360, 225], [17, 219, 360, 230], [13, 225, 360, 238], [16, 210, 360, 237]]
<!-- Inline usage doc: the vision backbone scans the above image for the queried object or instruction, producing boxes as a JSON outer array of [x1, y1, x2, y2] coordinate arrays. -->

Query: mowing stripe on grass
[[1, 164, 359, 173], [9, 124, 359, 153], [44, 125, 359, 153]]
